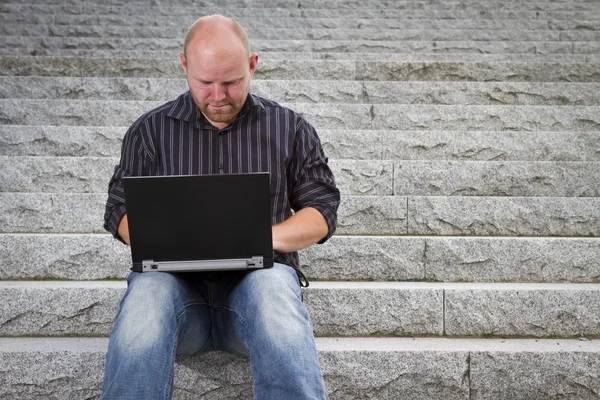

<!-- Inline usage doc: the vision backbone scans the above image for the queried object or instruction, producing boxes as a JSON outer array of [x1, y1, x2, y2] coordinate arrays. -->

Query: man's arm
[[117, 214, 131, 246], [272, 207, 328, 253]]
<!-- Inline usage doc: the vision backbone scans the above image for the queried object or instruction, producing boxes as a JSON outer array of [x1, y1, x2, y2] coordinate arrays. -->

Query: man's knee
[[112, 272, 183, 353]]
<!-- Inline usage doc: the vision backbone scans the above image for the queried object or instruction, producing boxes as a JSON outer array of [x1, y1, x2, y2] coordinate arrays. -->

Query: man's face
[[181, 44, 258, 130]]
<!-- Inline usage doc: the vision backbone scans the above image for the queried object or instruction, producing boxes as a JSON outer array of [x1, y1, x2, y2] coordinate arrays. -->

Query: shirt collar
[[165, 91, 265, 125]]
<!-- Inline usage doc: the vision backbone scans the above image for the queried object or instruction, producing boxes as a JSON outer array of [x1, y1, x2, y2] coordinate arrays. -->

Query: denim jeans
[[100, 263, 328, 400]]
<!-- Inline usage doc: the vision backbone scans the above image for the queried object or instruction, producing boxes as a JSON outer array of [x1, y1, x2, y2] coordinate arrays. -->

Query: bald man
[[101, 15, 339, 400]]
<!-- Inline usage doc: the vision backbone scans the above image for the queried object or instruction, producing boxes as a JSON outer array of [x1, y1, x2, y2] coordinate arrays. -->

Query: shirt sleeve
[[103, 121, 154, 243], [288, 117, 341, 244]]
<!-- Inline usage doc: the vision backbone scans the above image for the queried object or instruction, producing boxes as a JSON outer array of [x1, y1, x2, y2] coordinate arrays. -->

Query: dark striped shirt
[[104, 91, 340, 269]]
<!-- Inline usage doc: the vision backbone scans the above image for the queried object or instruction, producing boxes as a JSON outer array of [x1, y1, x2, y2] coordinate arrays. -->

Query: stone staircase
[[1, 0, 600, 398]]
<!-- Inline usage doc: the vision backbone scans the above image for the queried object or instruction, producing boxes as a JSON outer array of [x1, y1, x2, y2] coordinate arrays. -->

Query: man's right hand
[[118, 214, 131, 245]]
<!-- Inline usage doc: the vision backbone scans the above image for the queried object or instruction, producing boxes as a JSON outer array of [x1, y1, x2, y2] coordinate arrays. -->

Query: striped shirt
[[104, 91, 340, 270]]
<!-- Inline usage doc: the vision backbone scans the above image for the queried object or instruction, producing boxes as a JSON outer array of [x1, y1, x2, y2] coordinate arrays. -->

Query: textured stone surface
[[0, 193, 403, 236], [408, 197, 600, 236], [0, 281, 122, 336], [355, 61, 600, 82], [300, 236, 425, 281], [4, 127, 599, 163], [4, 77, 600, 107], [4, 100, 600, 132], [0, 193, 107, 233], [5, 234, 599, 283], [0, 281, 443, 337], [0, 234, 129, 280], [336, 195, 407, 235], [381, 130, 600, 162], [425, 237, 600, 283], [372, 105, 600, 131], [0, 36, 583, 56], [0, 56, 355, 80], [470, 349, 600, 400], [0, 337, 474, 400], [394, 161, 600, 197], [306, 282, 444, 336], [0, 125, 125, 157], [445, 283, 600, 337], [0, 157, 391, 195], [0, 23, 574, 42]]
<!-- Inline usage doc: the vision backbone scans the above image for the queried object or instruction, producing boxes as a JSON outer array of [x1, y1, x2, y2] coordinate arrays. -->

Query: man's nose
[[212, 84, 226, 101]]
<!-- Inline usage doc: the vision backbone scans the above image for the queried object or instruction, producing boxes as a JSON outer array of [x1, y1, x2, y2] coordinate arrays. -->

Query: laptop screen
[[123, 173, 273, 271]]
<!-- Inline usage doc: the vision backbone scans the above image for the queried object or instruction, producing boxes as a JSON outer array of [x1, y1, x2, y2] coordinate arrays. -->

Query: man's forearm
[[272, 207, 328, 253], [117, 214, 131, 246]]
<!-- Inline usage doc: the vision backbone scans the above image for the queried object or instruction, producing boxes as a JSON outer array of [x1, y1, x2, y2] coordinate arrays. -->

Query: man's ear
[[180, 51, 188, 73], [249, 53, 259, 77]]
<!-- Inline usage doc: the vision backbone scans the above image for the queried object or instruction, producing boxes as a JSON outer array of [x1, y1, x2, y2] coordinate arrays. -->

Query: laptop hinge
[[141, 256, 264, 272]]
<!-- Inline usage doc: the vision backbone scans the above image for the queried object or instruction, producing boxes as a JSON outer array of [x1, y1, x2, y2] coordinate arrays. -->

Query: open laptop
[[123, 173, 274, 273]]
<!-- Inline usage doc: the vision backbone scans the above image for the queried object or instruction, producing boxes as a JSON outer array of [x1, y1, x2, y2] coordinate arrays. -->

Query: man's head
[[180, 15, 258, 129]]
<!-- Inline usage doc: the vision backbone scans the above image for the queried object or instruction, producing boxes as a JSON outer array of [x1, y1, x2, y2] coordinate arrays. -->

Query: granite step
[[3, 337, 600, 399], [3, 77, 600, 107], [6, 24, 598, 42], [2, 233, 600, 283], [0, 4, 595, 20], [0, 192, 407, 236], [2, 0, 599, 12], [2, 14, 597, 31], [3, 56, 599, 82], [0, 157, 396, 195], [2, 157, 600, 197], [1, 191, 599, 237], [1, 280, 600, 338], [2, 100, 599, 131], [3, 48, 597, 62], [2, 126, 600, 162], [0, 36, 594, 56]]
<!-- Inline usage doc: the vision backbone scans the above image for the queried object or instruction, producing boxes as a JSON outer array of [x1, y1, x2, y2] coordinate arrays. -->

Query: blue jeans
[[100, 263, 328, 399]]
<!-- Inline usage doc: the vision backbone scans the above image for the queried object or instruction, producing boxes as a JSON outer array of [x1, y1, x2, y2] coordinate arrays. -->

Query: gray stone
[[355, 61, 600, 82], [0, 337, 473, 400], [408, 197, 600, 236], [362, 81, 600, 106], [0, 125, 125, 157], [0, 234, 130, 280], [0, 281, 123, 336], [300, 236, 425, 281], [318, 130, 383, 160], [0, 156, 116, 193], [0, 193, 106, 233], [0, 3, 302, 17], [470, 347, 600, 400], [0, 56, 355, 80], [372, 105, 600, 131], [381, 130, 600, 162], [0, 23, 572, 42], [5, 78, 600, 107], [0, 193, 402, 236], [331, 160, 393, 195], [424, 237, 600, 283], [300, 9, 591, 20], [0, 281, 443, 337], [0, 157, 390, 195], [445, 283, 600, 337], [314, 53, 591, 63], [305, 282, 444, 336], [336, 195, 407, 235], [394, 161, 600, 197]]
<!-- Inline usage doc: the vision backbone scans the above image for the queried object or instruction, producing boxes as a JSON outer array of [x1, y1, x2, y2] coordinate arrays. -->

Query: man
[[101, 14, 339, 400]]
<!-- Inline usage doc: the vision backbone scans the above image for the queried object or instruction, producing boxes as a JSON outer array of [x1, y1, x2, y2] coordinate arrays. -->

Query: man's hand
[[272, 207, 328, 253], [118, 214, 131, 246]]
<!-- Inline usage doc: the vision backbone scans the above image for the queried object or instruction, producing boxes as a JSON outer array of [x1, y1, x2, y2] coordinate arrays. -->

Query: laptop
[[123, 173, 274, 273]]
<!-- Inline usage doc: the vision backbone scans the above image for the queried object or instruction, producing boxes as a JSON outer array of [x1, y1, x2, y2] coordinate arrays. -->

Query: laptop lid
[[123, 173, 274, 272]]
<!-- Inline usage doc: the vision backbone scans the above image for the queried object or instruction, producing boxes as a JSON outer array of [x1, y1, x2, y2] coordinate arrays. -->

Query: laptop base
[[137, 256, 265, 273]]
